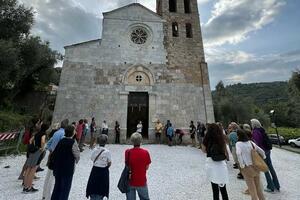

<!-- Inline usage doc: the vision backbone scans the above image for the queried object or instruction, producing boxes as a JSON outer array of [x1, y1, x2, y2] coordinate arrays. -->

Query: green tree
[[0, 0, 33, 41], [287, 71, 300, 127], [0, 40, 19, 90], [213, 80, 271, 127], [0, 0, 61, 105]]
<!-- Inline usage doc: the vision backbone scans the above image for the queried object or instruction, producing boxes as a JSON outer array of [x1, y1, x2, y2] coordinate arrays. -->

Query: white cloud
[[20, 0, 102, 52], [224, 68, 281, 83], [198, 0, 212, 5], [19, 0, 158, 52], [203, 0, 286, 47], [208, 49, 300, 88], [206, 48, 255, 64]]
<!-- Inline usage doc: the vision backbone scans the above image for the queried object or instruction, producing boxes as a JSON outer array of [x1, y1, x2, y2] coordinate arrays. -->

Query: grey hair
[[131, 132, 142, 146], [242, 124, 251, 131], [98, 134, 108, 146], [250, 119, 262, 129]]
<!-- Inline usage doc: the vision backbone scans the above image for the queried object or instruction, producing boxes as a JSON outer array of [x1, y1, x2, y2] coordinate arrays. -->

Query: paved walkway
[[274, 145, 300, 154], [0, 145, 299, 200]]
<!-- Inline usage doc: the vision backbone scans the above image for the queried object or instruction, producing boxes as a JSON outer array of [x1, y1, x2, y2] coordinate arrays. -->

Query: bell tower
[[156, 0, 208, 84], [157, 0, 214, 122]]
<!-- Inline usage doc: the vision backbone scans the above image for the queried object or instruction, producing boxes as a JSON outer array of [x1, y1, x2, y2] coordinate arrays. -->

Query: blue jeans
[[126, 185, 150, 200], [90, 195, 104, 200], [264, 151, 280, 190]]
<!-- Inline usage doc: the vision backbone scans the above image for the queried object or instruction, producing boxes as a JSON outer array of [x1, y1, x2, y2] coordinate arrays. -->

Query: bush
[[267, 127, 300, 140], [0, 111, 31, 131]]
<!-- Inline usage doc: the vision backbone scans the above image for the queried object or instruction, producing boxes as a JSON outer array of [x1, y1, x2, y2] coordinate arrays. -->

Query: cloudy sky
[[20, 0, 300, 89]]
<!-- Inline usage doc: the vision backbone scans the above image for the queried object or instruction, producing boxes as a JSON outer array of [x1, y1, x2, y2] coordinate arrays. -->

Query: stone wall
[[53, 3, 215, 144], [53, 61, 208, 143]]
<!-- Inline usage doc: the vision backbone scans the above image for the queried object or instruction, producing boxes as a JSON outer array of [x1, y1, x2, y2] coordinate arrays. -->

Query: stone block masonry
[[53, 3, 215, 144]]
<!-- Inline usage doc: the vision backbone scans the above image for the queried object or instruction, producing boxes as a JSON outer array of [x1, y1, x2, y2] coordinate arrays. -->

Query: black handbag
[[117, 150, 131, 193]]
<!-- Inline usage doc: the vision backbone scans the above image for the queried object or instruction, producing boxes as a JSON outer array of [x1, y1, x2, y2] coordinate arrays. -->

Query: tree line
[[212, 71, 300, 128]]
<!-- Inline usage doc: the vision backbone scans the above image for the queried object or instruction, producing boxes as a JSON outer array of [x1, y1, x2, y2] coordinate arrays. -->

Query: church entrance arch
[[127, 92, 149, 139]]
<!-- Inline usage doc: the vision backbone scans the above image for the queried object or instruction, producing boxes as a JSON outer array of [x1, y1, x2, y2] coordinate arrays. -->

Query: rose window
[[131, 28, 148, 44]]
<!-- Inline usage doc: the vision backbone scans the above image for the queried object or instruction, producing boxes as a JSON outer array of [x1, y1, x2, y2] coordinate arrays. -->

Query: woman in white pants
[[42, 166, 54, 200]]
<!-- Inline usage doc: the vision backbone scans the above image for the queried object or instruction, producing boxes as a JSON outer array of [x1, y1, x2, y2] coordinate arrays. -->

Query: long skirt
[[86, 166, 109, 198]]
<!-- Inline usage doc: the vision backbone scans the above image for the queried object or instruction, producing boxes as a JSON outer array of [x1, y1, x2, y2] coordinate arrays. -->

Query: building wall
[[53, 60, 208, 143], [53, 4, 214, 143]]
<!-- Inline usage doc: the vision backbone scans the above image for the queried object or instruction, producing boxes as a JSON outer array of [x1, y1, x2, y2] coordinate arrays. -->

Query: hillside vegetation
[[212, 71, 300, 128], [222, 82, 289, 106]]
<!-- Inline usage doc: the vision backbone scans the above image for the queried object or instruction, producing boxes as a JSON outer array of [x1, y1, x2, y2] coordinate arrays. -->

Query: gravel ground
[[0, 145, 299, 200]]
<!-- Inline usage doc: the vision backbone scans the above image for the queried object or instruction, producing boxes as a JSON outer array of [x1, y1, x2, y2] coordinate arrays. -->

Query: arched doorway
[[124, 66, 154, 139]]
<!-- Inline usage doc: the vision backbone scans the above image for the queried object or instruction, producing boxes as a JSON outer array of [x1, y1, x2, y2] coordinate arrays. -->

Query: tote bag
[[117, 150, 131, 193], [250, 142, 268, 172]]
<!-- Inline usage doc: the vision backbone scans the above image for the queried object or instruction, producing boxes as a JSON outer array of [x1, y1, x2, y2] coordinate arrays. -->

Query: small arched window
[[184, 0, 191, 13], [172, 22, 179, 37], [169, 0, 177, 12], [186, 23, 193, 38]]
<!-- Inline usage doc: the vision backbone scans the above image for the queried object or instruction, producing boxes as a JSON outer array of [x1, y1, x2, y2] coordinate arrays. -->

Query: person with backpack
[[167, 123, 174, 146], [250, 119, 280, 193], [23, 123, 49, 193], [18, 118, 43, 180]]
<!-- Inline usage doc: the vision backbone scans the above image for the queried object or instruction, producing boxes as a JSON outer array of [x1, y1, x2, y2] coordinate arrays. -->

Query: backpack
[[263, 132, 272, 150]]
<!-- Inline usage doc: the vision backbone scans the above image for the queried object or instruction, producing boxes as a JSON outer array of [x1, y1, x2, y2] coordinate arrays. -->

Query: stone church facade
[[53, 0, 214, 143]]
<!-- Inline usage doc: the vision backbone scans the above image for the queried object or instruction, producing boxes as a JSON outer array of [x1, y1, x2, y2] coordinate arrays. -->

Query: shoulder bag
[[250, 142, 269, 172], [117, 150, 131, 193], [94, 149, 105, 163]]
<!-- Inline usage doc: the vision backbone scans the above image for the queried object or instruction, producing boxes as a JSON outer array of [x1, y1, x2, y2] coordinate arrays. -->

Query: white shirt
[[102, 123, 108, 130], [91, 147, 111, 168], [137, 124, 142, 133], [236, 141, 266, 168]]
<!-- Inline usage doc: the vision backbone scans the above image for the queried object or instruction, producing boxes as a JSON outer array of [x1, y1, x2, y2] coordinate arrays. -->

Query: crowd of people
[[17, 117, 280, 200], [18, 117, 152, 200], [202, 120, 280, 200]]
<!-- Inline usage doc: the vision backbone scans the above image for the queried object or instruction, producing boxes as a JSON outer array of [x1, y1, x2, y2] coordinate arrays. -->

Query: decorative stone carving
[[124, 66, 155, 86]]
